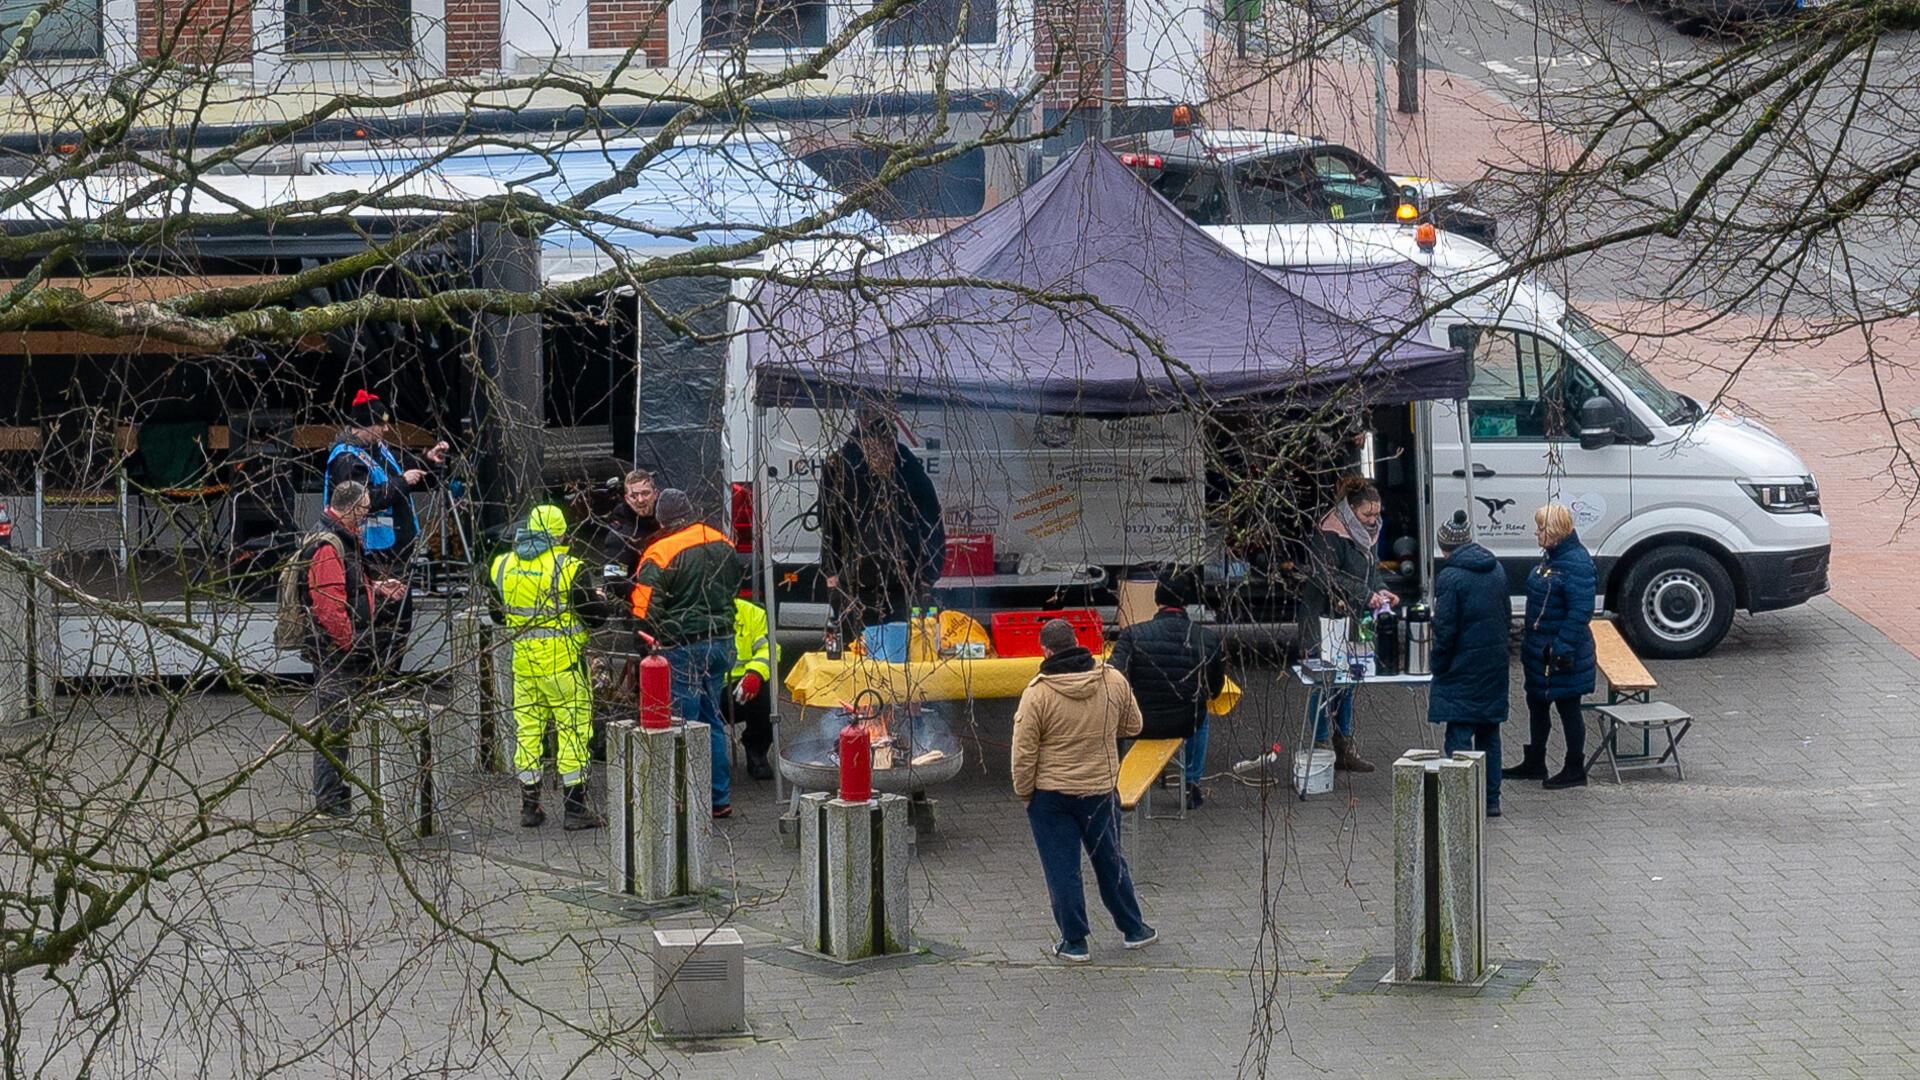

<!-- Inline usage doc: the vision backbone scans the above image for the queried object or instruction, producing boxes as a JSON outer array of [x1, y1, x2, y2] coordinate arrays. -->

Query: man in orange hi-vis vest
[[631, 489, 742, 818]]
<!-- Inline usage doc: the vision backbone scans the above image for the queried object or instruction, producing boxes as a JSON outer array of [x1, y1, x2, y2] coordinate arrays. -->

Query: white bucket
[[1293, 749, 1336, 795], [1319, 618, 1352, 666]]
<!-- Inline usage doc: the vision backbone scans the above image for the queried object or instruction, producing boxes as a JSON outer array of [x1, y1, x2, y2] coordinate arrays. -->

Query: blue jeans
[[663, 637, 736, 809], [1026, 790, 1151, 946], [1310, 687, 1354, 741], [1184, 717, 1209, 786], [1444, 722, 1503, 811]]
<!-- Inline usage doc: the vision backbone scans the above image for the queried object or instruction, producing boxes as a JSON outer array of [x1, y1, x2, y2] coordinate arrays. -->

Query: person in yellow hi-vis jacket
[[489, 504, 614, 831], [722, 593, 777, 780]]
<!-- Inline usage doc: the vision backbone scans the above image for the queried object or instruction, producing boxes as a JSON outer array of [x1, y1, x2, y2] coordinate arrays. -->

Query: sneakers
[[1487, 803, 1503, 818], [711, 804, 733, 820], [1123, 927, 1159, 951], [1051, 940, 1091, 963]]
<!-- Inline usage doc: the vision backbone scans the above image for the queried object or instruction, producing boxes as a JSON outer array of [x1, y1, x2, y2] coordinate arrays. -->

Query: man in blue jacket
[[1427, 510, 1510, 816]]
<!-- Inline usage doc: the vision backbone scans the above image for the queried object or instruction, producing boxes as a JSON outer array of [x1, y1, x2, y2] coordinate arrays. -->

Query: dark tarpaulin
[[748, 142, 1466, 414]]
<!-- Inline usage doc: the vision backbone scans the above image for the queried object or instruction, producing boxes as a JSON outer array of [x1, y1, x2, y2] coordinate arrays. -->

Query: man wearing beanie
[[1426, 509, 1510, 816], [1012, 618, 1156, 963], [630, 489, 743, 818], [324, 390, 450, 672]]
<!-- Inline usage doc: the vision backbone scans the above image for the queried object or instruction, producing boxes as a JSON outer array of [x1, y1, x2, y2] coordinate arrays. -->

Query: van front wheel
[[1619, 546, 1736, 659]]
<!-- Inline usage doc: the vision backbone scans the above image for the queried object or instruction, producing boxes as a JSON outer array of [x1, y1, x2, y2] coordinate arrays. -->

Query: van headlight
[[1738, 477, 1820, 515]]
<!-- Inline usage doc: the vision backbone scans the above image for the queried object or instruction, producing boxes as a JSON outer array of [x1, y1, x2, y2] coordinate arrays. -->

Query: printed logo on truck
[[1570, 492, 1607, 530]]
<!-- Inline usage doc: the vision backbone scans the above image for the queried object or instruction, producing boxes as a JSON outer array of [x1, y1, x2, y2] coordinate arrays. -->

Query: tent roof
[[747, 142, 1466, 414]]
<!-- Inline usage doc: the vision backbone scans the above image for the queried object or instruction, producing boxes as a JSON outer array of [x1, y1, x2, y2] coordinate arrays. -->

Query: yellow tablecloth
[[784, 650, 1242, 716]]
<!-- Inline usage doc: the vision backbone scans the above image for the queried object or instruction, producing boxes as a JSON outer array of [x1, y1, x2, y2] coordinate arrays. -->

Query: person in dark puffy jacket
[[1426, 510, 1510, 816], [1109, 579, 1227, 808], [1513, 504, 1597, 790]]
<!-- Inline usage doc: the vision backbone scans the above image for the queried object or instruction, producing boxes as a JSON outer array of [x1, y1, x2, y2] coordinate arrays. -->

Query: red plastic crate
[[991, 609, 1104, 658], [942, 532, 995, 577]]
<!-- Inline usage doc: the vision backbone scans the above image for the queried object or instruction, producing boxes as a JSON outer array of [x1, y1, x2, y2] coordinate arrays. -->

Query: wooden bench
[[1585, 619, 1691, 783], [1592, 619, 1657, 705], [1118, 738, 1186, 818]]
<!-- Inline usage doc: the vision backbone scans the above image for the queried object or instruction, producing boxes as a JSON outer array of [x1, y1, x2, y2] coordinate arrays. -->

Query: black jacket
[[1109, 608, 1227, 739], [1294, 524, 1385, 657], [819, 439, 944, 605], [609, 503, 661, 577], [1428, 542, 1510, 726]]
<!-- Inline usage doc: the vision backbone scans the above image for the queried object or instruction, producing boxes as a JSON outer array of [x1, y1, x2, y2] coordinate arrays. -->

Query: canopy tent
[[747, 142, 1467, 415], [312, 138, 881, 281]]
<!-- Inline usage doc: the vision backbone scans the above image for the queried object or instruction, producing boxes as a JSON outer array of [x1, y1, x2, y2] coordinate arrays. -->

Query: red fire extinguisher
[[635, 632, 672, 731], [837, 721, 872, 803], [0, 502, 11, 550]]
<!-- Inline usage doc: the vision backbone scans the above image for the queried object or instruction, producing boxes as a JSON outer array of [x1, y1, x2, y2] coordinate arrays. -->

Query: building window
[[286, 0, 411, 54], [877, 0, 994, 46], [701, 0, 826, 49], [0, 0, 102, 59]]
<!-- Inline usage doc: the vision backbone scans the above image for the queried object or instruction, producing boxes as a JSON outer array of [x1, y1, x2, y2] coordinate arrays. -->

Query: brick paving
[[39, 594, 1918, 1077], [1590, 306, 1920, 657]]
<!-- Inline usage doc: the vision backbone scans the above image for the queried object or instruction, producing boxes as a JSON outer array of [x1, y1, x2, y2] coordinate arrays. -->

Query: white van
[[1215, 223, 1830, 658], [725, 227, 1828, 660]]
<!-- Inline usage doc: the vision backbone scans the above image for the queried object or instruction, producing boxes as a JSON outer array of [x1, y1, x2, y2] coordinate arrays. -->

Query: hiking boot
[[1505, 747, 1549, 780], [561, 784, 604, 831], [520, 783, 546, 828], [1331, 734, 1376, 774]]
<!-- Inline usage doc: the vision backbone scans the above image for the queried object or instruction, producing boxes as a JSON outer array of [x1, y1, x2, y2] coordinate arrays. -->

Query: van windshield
[[1562, 309, 1696, 426]]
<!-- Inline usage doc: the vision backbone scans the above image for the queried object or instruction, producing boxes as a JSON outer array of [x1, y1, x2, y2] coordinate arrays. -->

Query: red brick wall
[[587, 0, 667, 63], [137, 0, 252, 64], [1033, 0, 1125, 109], [446, 0, 501, 74]]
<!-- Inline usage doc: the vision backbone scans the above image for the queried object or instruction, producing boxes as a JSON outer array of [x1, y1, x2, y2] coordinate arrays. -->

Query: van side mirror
[[1579, 397, 1619, 451]]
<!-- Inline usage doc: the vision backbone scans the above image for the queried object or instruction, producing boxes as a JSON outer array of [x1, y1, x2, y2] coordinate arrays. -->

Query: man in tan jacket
[[1012, 619, 1156, 962]]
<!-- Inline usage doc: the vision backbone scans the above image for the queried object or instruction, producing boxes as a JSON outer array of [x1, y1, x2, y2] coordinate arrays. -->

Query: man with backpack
[[279, 481, 406, 818]]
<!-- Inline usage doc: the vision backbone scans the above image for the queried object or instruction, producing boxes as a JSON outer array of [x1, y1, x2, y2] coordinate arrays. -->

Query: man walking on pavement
[[299, 481, 406, 818], [1012, 619, 1157, 962], [324, 389, 450, 673], [724, 587, 776, 780], [489, 504, 614, 830], [631, 489, 742, 818]]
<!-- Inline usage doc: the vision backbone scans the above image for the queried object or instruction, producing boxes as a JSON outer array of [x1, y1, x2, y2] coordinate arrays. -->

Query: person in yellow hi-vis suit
[[489, 504, 612, 831]]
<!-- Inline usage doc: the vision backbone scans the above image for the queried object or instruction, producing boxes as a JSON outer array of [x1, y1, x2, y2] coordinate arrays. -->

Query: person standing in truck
[[818, 406, 944, 643]]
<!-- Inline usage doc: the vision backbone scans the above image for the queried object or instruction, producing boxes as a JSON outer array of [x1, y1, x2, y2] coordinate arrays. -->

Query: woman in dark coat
[[1513, 503, 1597, 789], [1427, 510, 1510, 815], [1294, 477, 1397, 773]]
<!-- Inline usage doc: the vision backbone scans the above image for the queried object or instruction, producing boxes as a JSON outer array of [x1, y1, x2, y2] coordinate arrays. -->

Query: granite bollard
[[1391, 748, 1488, 984], [799, 792, 910, 961], [358, 698, 454, 840], [608, 719, 711, 901]]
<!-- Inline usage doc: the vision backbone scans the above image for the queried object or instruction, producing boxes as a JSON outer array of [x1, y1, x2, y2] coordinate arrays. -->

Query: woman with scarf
[[1295, 477, 1398, 773]]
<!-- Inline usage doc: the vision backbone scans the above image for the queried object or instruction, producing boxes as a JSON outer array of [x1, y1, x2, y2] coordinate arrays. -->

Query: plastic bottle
[[927, 604, 943, 656]]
